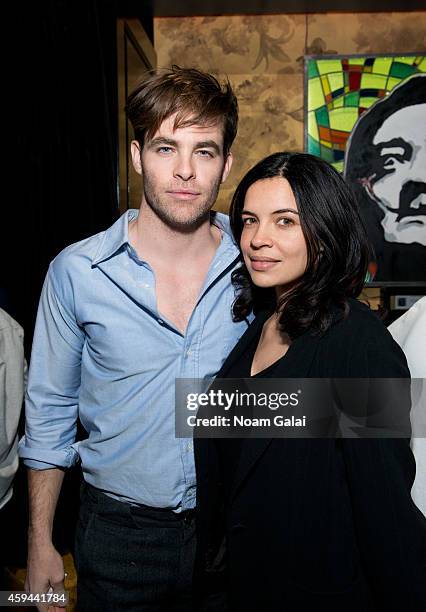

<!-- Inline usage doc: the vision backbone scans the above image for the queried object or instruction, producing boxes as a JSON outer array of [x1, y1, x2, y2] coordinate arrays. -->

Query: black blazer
[[194, 299, 426, 612]]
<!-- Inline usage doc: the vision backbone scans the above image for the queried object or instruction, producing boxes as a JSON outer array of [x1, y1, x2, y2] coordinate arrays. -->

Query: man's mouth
[[398, 214, 426, 227], [166, 190, 201, 200]]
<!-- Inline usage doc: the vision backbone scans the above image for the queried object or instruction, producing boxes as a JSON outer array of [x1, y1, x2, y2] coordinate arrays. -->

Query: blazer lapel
[[229, 327, 323, 504]]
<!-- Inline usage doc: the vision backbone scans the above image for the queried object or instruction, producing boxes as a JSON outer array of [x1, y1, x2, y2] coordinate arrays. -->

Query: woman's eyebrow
[[242, 208, 299, 215], [271, 208, 299, 214]]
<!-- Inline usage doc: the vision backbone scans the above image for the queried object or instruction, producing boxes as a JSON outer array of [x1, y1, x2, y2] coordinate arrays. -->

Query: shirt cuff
[[18, 437, 80, 470]]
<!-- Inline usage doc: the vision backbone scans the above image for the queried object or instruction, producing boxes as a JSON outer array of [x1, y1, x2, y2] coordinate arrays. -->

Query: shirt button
[[158, 319, 164, 325], [187, 442, 193, 451], [186, 349, 192, 356]]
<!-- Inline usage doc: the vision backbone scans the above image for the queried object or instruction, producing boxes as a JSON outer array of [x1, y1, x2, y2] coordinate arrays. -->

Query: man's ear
[[221, 152, 233, 184], [130, 140, 142, 175]]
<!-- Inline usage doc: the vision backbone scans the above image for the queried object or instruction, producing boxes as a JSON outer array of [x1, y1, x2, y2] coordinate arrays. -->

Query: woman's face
[[240, 177, 308, 298]]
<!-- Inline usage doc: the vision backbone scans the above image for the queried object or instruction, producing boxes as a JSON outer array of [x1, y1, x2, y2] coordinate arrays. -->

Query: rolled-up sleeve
[[19, 262, 84, 469]]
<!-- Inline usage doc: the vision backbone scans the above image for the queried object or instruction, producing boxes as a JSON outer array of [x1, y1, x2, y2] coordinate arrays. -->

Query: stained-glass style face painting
[[305, 55, 426, 173], [305, 56, 426, 285]]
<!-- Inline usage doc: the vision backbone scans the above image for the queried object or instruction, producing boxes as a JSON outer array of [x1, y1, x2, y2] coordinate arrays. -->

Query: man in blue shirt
[[20, 66, 246, 611]]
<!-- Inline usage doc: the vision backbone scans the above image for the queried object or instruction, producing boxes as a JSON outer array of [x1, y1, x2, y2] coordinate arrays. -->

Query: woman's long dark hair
[[230, 152, 371, 339]]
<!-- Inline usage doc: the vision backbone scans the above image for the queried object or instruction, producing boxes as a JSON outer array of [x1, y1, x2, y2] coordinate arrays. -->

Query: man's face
[[368, 103, 426, 247], [131, 114, 232, 230]]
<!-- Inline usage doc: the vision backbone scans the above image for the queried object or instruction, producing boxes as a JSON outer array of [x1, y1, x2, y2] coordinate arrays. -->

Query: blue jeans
[[74, 483, 196, 611]]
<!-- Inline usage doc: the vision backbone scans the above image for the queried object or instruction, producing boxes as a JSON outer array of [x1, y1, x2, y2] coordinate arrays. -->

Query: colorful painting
[[305, 54, 426, 173], [305, 55, 426, 285]]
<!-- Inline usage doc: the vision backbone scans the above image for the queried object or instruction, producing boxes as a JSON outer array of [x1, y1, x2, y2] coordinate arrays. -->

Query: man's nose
[[173, 155, 195, 181]]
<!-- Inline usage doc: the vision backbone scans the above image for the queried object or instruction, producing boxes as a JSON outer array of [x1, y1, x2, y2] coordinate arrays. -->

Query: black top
[[195, 299, 426, 612], [215, 313, 293, 498]]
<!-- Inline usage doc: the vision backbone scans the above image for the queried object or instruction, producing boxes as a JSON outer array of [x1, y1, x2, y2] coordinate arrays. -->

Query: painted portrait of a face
[[344, 73, 426, 282], [370, 103, 426, 246]]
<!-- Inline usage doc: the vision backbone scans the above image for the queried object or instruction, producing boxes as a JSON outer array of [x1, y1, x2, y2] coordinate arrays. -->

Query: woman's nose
[[250, 224, 273, 248]]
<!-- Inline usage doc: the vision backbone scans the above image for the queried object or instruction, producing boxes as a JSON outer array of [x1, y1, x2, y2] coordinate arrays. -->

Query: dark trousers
[[74, 482, 196, 612]]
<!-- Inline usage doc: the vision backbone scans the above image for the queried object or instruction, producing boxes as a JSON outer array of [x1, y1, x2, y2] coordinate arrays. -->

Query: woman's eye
[[242, 217, 256, 226], [277, 217, 293, 226]]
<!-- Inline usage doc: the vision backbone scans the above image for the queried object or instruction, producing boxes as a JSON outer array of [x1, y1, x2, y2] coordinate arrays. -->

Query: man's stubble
[[141, 166, 224, 233]]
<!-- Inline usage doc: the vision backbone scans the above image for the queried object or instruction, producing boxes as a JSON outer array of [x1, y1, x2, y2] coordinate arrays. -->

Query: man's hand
[[25, 538, 67, 611], [25, 469, 67, 611]]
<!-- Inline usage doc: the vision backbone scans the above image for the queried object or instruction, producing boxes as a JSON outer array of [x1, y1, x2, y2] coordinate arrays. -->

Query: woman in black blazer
[[194, 153, 426, 612]]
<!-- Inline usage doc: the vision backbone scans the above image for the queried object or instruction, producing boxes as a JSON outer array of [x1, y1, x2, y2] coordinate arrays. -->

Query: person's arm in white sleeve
[[0, 310, 24, 510]]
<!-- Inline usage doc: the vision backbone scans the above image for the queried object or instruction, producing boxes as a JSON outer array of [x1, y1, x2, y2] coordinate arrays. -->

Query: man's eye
[[196, 150, 214, 157], [382, 155, 403, 169], [157, 146, 173, 153]]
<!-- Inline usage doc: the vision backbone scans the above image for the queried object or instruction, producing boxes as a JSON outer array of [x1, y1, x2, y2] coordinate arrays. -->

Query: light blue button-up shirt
[[19, 209, 248, 510]]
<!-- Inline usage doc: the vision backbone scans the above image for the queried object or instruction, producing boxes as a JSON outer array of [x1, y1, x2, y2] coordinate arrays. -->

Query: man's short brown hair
[[126, 65, 238, 156]]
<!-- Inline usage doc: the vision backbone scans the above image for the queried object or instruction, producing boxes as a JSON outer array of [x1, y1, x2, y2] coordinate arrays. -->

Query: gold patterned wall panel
[[307, 12, 426, 56], [154, 11, 426, 212], [155, 15, 306, 76]]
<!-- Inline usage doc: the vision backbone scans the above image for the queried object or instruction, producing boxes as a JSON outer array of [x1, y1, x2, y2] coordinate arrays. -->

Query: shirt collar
[[91, 208, 238, 267], [210, 210, 238, 247], [92, 209, 138, 266]]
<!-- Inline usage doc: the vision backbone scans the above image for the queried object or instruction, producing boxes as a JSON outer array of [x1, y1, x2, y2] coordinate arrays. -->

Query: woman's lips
[[249, 258, 280, 271]]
